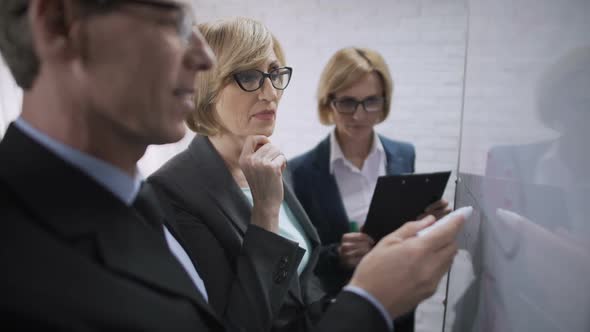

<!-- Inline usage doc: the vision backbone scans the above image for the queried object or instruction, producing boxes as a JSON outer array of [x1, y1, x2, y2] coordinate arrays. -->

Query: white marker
[[417, 206, 473, 237]]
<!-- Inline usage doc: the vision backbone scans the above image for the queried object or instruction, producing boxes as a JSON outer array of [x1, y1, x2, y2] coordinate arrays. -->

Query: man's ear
[[28, 0, 84, 63]]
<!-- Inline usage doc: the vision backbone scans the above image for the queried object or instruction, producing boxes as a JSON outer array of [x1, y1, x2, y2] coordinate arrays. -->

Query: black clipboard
[[363, 171, 451, 241]]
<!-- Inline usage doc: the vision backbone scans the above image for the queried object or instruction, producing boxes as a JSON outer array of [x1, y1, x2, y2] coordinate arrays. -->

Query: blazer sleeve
[[225, 224, 305, 332], [314, 243, 354, 297], [155, 188, 305, 332], [311, 291, 390, 332]]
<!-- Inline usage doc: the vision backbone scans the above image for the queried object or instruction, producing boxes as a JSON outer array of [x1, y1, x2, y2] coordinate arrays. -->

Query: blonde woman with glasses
[[289, 47, 452, 332]]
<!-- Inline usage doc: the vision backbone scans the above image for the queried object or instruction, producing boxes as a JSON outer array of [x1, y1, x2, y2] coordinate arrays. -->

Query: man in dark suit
[[0, 0, 223, 330], [0, 0, 464, 331]]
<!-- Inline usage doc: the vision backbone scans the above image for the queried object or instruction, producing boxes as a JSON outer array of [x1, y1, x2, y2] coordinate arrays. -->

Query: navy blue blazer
[[288, 134, 415, 331]]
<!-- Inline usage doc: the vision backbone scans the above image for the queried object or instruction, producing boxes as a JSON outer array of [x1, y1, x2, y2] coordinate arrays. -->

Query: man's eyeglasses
[[233, 67, 293, 92], [331, 96, 385, 114], [95, 0, 195, 45]]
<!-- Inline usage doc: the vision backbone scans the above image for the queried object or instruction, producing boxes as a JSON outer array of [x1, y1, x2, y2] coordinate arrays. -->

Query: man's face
[[77, 0, 214, 146]]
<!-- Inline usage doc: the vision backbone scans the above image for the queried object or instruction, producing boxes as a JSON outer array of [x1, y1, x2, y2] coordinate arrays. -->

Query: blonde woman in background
[[289, 47, 452, 332]]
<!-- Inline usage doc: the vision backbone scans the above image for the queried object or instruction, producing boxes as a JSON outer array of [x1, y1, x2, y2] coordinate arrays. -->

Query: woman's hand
[[418, 199, 452, 220], [338, 232, 376, 269], [239, 135, 287, 233]]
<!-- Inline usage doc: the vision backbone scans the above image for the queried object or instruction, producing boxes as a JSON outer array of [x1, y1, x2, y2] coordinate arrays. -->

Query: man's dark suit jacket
[[0, 125, 390, 332], [289, 134, 416, 331], [0, 124, 223, 331], [148, 135, 391, 332]]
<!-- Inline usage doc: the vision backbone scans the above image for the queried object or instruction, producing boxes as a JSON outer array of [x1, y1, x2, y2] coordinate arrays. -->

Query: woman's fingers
[[424, 199, 452, 219], [240, 135, 270, 157], [342, 232, 376, 246]]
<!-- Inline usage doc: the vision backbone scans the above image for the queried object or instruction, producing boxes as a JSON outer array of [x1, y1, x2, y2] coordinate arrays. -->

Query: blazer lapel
[[311, 137, 350, 232], [284, 183, 320, 247], [284, 181, 328, 305], [187, 136, 251, 237], [0, 125, 218, 321], [380, 135, 408, 175], [96, 211, 216, 319]]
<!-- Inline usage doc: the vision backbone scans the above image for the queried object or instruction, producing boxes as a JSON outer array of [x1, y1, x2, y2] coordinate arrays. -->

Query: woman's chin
[[251, 126, 275, 137]]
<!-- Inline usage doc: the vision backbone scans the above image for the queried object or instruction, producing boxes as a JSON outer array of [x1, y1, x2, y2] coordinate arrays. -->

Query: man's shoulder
[[0, 197, 30, 247], [313, 291, 390, 332]]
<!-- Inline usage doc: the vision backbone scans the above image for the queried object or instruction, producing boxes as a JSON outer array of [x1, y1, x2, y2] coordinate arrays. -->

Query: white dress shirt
[[330, 130, 387, 227], [14, 118, 209, 302], [330, 130, 394, 330]]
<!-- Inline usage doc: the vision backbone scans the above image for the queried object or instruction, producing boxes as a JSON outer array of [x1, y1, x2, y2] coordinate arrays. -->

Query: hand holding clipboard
[[362, 171, 452, 241]]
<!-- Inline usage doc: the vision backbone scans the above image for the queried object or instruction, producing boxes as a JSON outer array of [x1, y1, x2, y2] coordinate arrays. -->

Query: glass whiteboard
[[446, 0, 590, 331]]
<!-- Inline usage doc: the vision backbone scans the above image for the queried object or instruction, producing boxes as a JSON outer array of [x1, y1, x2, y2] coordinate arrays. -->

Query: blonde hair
[[186, 17, 286, 136], [317, 47, 393, 125]]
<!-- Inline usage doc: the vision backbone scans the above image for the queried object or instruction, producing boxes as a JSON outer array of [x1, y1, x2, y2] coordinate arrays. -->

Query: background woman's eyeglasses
[[233, 67, 293, 92], [331, 96, 385, 114]]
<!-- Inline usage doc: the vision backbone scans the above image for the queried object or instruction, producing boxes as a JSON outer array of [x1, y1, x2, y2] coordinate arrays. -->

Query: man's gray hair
[[0, 0, 116, 90], [0, 0, 39, 90]]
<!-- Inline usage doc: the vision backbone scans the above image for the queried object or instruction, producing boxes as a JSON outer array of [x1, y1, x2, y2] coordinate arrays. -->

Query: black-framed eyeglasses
[[233, 67, 293, 92], [95, 0, 195, 45], [331, 96, 385, 114]]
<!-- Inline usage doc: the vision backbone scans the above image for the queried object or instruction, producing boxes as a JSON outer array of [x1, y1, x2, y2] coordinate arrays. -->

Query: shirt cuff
[[342, 285, 394, 331]]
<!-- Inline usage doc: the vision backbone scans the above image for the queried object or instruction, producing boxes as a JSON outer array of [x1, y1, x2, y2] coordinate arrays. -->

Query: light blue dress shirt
[[14, 118, 209, 302]]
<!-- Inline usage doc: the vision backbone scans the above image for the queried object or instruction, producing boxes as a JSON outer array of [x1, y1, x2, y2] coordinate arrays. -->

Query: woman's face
[[214, 50, 284, 139], [331, 72, 385, 142]]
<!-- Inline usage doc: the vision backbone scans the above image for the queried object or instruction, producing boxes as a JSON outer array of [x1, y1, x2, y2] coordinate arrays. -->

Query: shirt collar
[[329, 130, 385, 174], [14, 118, 142, 205]]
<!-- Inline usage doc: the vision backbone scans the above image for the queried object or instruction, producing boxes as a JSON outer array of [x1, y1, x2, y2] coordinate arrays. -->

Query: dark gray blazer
[[148, 135, 392, 332], [149, 135, 327, 332]]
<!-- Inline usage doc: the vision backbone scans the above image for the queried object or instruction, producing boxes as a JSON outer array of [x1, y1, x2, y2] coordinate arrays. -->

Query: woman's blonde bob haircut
[[317, 47, 393, 125], [186, 17, 286, 136]]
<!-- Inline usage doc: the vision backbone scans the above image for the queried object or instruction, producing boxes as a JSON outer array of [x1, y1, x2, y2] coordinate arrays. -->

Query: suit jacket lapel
[[96, 212, 216, 318], [187, 136, 251, 237], [311, 137, 350, 231], [284, 183, 320, 247], [380, 135, 408, 175], [0, 125, 218, 321]]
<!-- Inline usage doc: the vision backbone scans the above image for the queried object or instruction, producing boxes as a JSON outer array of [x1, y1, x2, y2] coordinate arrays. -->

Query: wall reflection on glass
[[447, 0, 590, 331]]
